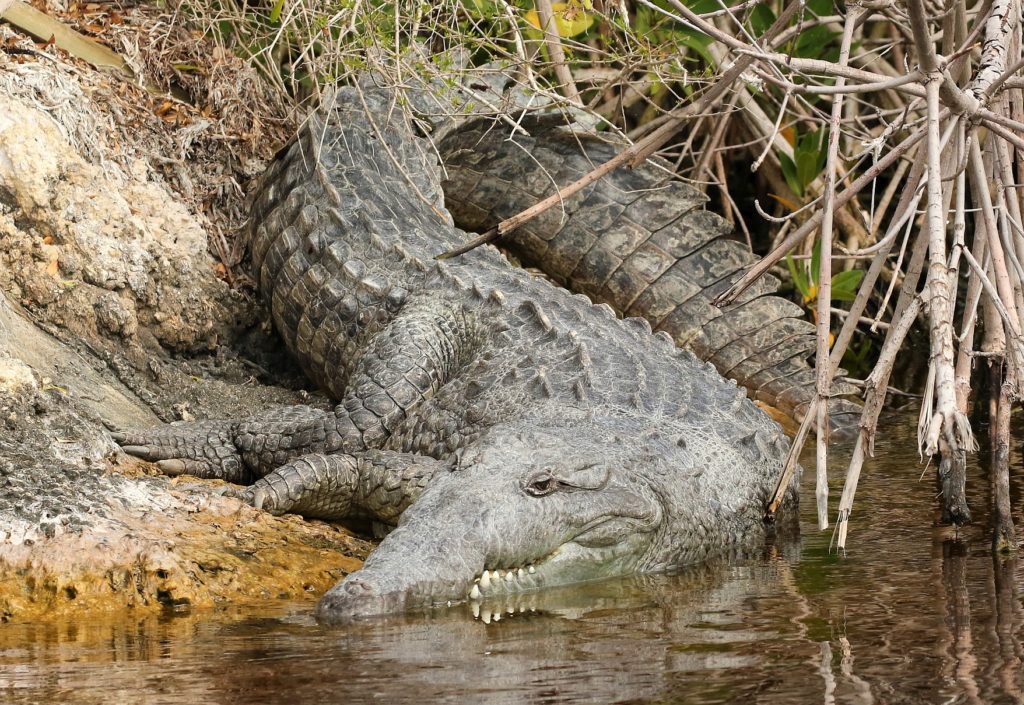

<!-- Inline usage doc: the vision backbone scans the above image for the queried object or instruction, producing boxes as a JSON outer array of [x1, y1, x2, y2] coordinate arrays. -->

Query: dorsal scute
[[625, 316, 653, 336], [517, 299, 555, 333]]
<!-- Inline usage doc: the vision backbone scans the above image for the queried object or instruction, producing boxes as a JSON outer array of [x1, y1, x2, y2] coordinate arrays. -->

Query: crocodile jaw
[[315, 509, 660, 623]]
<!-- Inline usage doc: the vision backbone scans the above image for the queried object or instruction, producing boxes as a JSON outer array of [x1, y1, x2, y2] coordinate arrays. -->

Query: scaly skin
[[438, 116, 861, 434], [117, 86, 796, 622]]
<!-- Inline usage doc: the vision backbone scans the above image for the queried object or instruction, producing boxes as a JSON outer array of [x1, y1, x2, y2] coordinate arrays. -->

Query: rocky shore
[[0, 12, 371, 622]]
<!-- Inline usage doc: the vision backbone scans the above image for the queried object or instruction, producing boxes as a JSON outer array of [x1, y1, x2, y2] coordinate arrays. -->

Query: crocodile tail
[[438, 116, 861, 435]]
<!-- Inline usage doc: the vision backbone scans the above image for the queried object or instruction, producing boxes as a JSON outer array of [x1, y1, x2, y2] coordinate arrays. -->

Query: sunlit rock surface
[[0, 31, 371, 623]]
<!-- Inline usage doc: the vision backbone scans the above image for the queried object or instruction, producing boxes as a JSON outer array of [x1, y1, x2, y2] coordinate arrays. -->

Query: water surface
[[3, 416, 1023, 704]]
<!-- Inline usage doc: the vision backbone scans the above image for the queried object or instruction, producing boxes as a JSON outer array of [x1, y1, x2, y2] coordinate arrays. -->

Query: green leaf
[[677, 30, 715, 65], [807, 0, 835, 17], [815, 129, 830, 172], [810, 239, 821, 287], [462, 0, 499, 16], [786, 255, 811, 298], [794, 129, 825, 194], [748, 4, 775, 36], [793, 25, 837, 59], [269, 0, 286, 24], [634, 5, 653, 34], [778, 151, 803, 198], [795, 148, 818, 193], [830, 269, 864, 301]]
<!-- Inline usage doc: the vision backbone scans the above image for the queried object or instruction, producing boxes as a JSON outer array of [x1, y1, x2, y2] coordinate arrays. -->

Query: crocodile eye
[[525, 472, 559, 497]]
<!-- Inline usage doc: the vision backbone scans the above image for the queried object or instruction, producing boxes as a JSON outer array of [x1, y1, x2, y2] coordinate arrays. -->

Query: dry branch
[[812, 6, 863, 531], [534, 0, 580, 104]]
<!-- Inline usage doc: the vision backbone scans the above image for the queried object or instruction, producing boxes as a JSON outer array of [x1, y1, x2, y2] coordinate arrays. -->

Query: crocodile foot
[[217, 483, 280, 513], [223, 454, 359, 521], [113, 420, 248, 483]]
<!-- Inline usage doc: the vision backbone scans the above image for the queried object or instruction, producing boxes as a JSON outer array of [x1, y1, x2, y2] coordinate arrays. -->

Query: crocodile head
[[315, 412, 778, 622]]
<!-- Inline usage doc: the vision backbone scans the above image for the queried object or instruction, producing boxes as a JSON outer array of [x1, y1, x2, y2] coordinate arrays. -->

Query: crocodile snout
[[316, 578, 409, 623]]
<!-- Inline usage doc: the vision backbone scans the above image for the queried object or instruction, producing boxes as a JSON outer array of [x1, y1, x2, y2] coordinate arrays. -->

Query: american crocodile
[[438, 115, 861, 433], [115, 86, 796, 621]]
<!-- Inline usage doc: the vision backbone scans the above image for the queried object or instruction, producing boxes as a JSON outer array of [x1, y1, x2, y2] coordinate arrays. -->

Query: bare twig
[[813, 5, 863, 531], [834, 297, 923, 548], [534, 0, 580, 104]]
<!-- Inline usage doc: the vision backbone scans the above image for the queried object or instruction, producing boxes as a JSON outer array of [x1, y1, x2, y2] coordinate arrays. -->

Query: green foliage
[[830, 269, 864, 302], [268, 0, 286, 24], [778, 128, 828, 198], [841, 336, 875, 379], [786, 239, 864, 305], [748, 4, 776, 35], [786, 250, 811, 303]]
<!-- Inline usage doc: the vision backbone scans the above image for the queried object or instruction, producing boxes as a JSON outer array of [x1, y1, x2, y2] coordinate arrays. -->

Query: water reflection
[[3, 415, 1024, 704]]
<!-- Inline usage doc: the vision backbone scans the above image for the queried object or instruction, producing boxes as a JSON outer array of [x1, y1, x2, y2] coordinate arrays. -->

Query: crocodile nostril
[[342, 579, 374, 596]]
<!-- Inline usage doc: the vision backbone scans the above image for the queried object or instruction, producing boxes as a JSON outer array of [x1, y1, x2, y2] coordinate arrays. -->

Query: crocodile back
[[439, 116, 860, 433]]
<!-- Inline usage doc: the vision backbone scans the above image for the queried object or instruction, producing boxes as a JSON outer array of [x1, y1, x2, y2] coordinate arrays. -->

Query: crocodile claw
[[251, 488, 268, 512], [156, 459, 187, 476], [216, 485, 275, 514]]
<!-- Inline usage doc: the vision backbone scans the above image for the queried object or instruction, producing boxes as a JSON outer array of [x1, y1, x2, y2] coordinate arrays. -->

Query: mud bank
[[0, 12, 371, 622]]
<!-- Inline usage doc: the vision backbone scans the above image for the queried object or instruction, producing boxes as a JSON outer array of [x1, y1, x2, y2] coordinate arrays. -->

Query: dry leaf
[[767, 192, 801, 212]]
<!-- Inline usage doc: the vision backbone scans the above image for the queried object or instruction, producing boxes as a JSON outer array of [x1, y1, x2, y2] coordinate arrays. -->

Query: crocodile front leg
[[231, 451, 446, 524], [113, 405, 354, 483], [116, 296, 485, 482]]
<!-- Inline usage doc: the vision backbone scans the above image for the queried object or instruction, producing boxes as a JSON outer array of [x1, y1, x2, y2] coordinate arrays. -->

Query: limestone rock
[[0, 30, 371, 623]]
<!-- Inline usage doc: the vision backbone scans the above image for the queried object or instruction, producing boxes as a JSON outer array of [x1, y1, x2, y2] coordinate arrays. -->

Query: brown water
[[4, 415, 1024, 705]]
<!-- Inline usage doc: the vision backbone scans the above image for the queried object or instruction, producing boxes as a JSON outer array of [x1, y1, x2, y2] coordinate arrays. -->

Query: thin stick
[[535, 0, 581, 104], [693, 91, 737, 184], [969, 140, 1024, 342], [834, 297, 923, 548], [814, 5, 863, 531], [990, 359, 1016, 552], [985, 120, 1024, 154], [953, 122, 980, 413], [750, 89, 789, 173], [498, 0, 540, 92], [961, 248, 1024, 365]]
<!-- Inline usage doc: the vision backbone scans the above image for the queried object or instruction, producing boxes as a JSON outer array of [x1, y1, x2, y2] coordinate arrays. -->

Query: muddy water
[[3, 415, 1023, 705]]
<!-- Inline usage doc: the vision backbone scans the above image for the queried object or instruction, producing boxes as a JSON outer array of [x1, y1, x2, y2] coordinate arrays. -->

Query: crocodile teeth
[[472, 563, 540, 591], [493, 612, 501, 621], [469, 584, 481, 600], [482, 609, 491, 624], [472, 602, 481, 619]]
